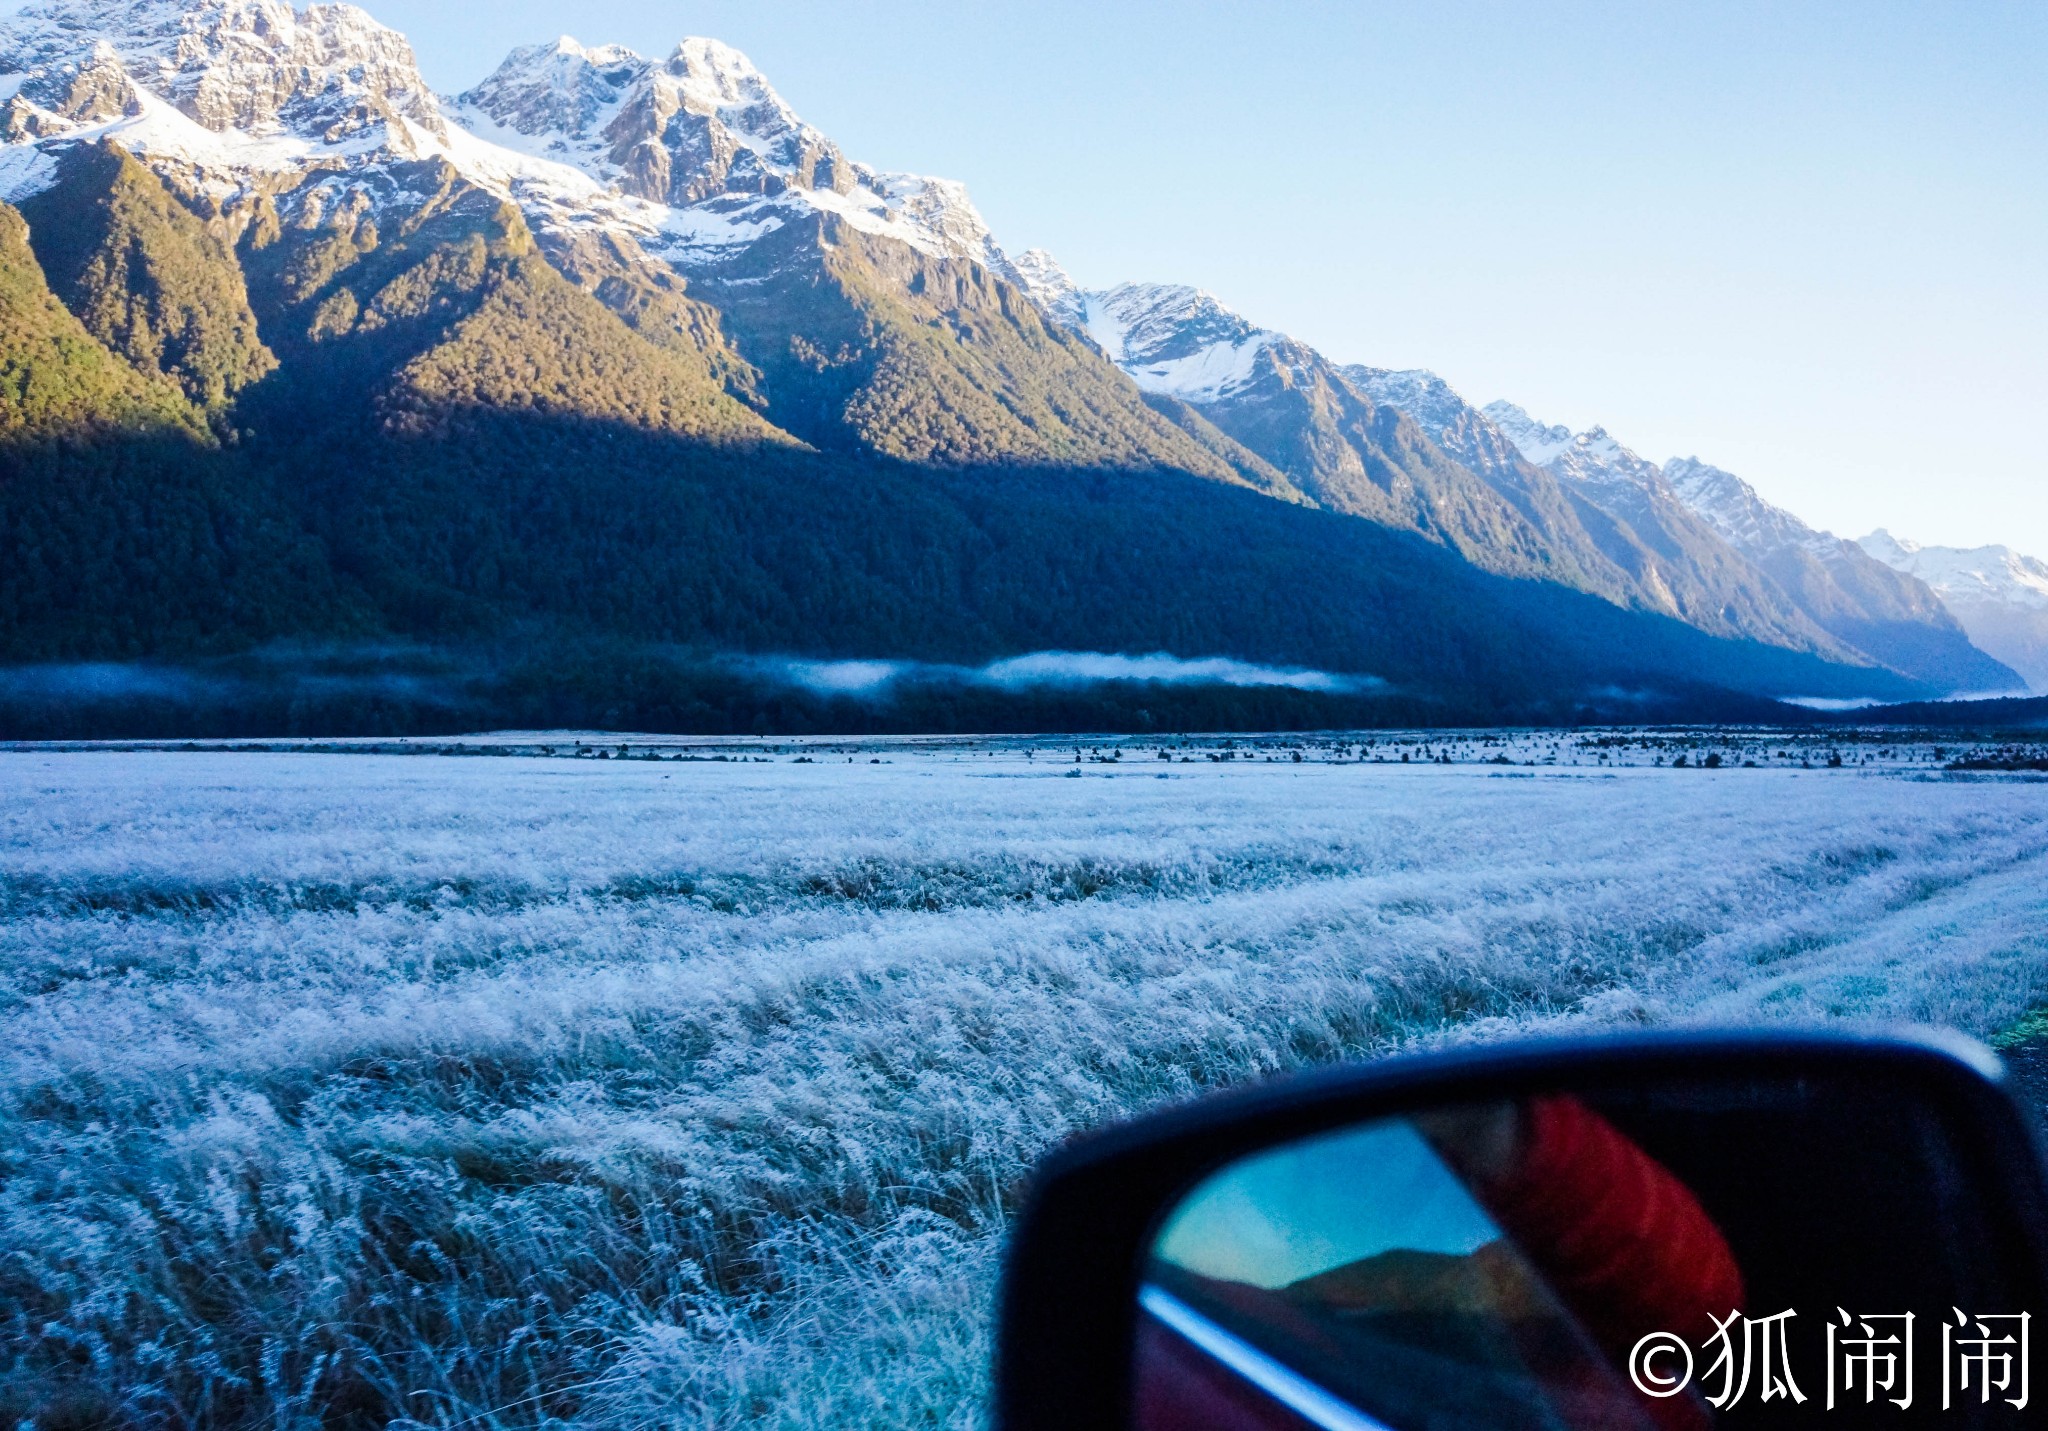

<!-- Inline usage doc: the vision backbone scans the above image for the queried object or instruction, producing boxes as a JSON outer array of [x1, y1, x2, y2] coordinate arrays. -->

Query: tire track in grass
[[1668, 845, 2048, 1029]]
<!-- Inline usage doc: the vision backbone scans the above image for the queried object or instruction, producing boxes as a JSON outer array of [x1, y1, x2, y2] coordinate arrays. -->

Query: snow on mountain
[[1479, 400, 1579, 469], [1076, 281, 1278, 401], [1664, 456, 1841, 558], [3, 0, 2025, 695], [1343, 367, 1465, 440], [1475, 398, 1858, 644], [1861, 531, 2048, 613], [1664, 460, 2025, 690], [450, 34, 1013, 272], [0, 1, 1018, 277], [1009, 247, 1084, 328], [1347, 367, 1533, 491], [1860, 530, 2048, 692], [1, 0, 445, 139], [1484, 401, 1673, 500], [0, 0, 589, 229], [1478, 405, 2022, 692], [0, 0, 459, 203]]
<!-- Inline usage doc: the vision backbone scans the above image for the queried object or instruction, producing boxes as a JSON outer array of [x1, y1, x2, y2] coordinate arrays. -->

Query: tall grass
[[2, 752, 2045, 1426]]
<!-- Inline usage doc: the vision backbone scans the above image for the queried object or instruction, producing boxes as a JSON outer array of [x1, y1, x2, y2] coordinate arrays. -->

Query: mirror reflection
[[1138, 1075, 2034, 1430]]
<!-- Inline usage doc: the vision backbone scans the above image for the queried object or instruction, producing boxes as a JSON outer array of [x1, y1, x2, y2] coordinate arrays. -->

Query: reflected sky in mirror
[[1154, 1119, 1503, 1290]]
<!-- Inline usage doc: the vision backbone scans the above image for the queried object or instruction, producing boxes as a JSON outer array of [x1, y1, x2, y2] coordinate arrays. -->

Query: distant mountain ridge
[[1860, 531, 2048, 693], [1018, 258, 1731, 614], [1475, 403, 2017, 694], [1013, 252, 2013, 690], [0, 0, 2019, 729]]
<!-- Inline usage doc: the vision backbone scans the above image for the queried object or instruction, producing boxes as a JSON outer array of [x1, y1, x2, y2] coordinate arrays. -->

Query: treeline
[[0, 148, 1933, 737], [0, 635, 1811, 742]]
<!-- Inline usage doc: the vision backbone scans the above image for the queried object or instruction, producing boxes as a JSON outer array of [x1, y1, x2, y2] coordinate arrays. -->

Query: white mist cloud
[[1780, 696, 1884, 712], [753, 651, 1383, 698], [769, 660, 908, 695], [0, 664, 219, 703], [975, 651, 1372, 692]]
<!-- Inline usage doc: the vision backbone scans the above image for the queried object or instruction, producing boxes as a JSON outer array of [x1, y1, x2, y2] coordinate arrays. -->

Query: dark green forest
[[0, 143, 1934, 737]]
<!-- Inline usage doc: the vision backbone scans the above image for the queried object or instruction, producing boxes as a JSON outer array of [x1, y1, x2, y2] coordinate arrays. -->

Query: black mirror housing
[[994, 1029, 2048, 1431]]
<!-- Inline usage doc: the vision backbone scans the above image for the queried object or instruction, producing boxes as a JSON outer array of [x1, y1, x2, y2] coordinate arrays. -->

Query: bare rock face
[[464, 36, 855, 209], [451, 34, 1015, 276], [0, 0, 446, 146], [1008, 249, 1086, 330], [2, 96, 66, 140], [20, 42, 142, 122]]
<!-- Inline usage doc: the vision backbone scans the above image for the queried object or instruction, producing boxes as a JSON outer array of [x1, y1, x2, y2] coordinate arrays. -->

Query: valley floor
[[2, 742, 2046, 1426]]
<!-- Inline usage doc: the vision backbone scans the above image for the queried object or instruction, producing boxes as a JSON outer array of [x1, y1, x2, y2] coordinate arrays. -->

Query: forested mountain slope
[[19, 140, 273, 410], [0, 0, 1987, 731]]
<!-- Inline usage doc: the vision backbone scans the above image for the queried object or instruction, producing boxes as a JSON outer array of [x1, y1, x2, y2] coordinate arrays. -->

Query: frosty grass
[[3, 742, 2046, 1425]]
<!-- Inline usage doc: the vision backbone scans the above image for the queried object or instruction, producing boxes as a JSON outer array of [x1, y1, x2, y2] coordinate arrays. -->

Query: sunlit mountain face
[[0, 0, 2021, 732]]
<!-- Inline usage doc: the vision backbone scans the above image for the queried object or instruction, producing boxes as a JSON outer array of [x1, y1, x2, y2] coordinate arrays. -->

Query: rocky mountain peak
[[460, 31, 849, 206], [1081, 281, 1277, 400], [456, 37, 643, 140], [1663, 455, 1833, 556], [1347, 367, 1545, 496], [1007, 247, 1083, 327], [1, 0, 444, 146], [1485, 402, 1665, 493], [451, 31, 1014, 274], [1860, 530, 2048, 612], [661, 36, 789, 125], [1344, 367, 1477, 438], [1, 3, 1017, 280], [1480, 400, 1575, 467], [1859, 529, 2048, 691]]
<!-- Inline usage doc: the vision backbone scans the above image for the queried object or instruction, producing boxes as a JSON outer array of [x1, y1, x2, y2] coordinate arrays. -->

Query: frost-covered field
[[3, 747, 2047, 1427]]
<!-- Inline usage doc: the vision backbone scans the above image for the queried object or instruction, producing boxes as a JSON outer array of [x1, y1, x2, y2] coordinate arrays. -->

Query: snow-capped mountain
[[1006, 272, 1670, 592], [1665, 459, 2020, 692], [1485, 403, 1674, 499], [5, 0, 1294, 485], [1014, 274, 1850, 653], [1347, 367, 1534, 494], [1861, 530, 2048, 612], [1478, 404, 2022, 692], [1008, 247, 1084, 328], [0, 0, 2022, 708], [1010, 269, 1989, 666], [1860, 531, 2048, 692], [1664, 456, 1839, 558], [0, 0, 1015, 276], [1351, 371, 1803, 635], [1072, 281, 1280, 402], [0, 0, 442, 139], [0, 0, 449, 202], [450, 35, 1013, 273], [1476, 399, 1839, 632]]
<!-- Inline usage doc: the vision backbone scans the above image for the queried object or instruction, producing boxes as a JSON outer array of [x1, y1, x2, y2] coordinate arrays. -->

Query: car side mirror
[[996, 1030, 2048, 1430]]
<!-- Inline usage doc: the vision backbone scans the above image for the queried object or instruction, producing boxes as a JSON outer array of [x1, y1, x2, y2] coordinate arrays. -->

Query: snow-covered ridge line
[[1489, 399, 1846, 559], [1858, 530, 2048, 693], [1861, 530, 2048, 613], [1485, 400, 1677, 497], [1080, 282, 1279, 401], [1007, 256, 1284, 402], [0, 0, 1017, 273]]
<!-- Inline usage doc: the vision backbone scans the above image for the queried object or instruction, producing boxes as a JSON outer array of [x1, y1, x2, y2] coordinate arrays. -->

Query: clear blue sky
[[32, 0, 2048, 553]]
